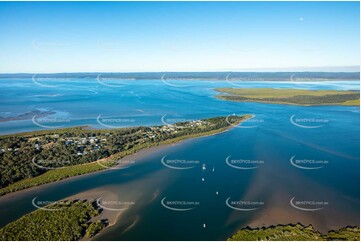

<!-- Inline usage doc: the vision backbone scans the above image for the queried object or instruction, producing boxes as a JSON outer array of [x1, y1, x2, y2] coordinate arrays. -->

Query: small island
[[215, 88, 360, 106], [0, 199, 107, 240], [0, 115, 251, 196], [228, 223, 360, 241]]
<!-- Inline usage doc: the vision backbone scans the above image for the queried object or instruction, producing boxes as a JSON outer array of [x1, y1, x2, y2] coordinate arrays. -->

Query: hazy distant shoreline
[[0, 71, 359, 81]]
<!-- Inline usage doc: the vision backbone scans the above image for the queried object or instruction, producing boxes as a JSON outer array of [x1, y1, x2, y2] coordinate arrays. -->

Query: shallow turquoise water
[[0, 79, 359, 134], [0, 79, 359, 240]]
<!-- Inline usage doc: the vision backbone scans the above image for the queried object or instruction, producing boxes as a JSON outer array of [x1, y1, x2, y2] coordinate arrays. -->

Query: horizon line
[[1, 67, 360, 75]]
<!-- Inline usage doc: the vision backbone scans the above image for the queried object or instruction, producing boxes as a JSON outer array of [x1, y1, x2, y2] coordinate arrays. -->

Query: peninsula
[[215, 88, 360, 106], [0, 115, 251, 196]]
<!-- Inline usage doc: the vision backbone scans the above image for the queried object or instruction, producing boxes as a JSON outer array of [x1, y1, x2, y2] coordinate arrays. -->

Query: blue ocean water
[[0, 78, 359, 134], [0, 78, 359, 240]]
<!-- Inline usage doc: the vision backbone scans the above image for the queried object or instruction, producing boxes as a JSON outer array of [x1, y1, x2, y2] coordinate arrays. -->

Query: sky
[[0, 1, 359, 73]]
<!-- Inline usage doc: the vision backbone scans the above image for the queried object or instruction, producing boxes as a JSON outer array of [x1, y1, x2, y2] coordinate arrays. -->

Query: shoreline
[[0, 115, 251, 201], [0, 113, 359, 241], [0, 143, 170, 203], [216, 96, 360, 107], [214, 87, 360, 107], [228, 223, 360, 241]]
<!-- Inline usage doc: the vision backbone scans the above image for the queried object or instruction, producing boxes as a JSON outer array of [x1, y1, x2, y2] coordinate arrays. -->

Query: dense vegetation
[[0, 200, 107, 240], [0, 115, 250, 196], [216, 88, 360, 106], [228, 223, 360, 241], [0, 160, 116, 196]]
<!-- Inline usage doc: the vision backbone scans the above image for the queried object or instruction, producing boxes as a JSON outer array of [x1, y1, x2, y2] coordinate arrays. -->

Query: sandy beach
[[0, 116, 250, 202]]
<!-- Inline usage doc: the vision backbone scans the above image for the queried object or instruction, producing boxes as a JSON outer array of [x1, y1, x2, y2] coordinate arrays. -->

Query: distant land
[[215, 88, 360, 106], [0, 72, 359, 81]]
